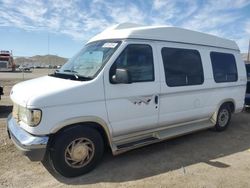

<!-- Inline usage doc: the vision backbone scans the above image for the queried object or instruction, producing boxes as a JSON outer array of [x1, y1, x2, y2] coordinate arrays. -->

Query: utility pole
[[248, 39, 250, 63], [48, 32, 50, 73], [247, 39, 250, 63], [48, 33, 50, 62]]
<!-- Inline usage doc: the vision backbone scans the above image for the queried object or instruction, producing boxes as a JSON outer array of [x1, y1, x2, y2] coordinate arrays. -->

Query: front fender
[[50, 116, 113, 147]]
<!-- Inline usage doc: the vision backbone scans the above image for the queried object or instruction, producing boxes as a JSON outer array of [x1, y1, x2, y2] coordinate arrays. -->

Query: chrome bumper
[[7, 114, 49, 161]]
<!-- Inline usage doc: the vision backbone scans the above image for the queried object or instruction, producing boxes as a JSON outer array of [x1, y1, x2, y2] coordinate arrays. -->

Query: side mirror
[[112, 68, 131, 84]]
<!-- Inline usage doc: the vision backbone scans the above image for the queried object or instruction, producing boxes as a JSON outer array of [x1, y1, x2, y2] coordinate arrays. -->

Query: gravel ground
[[1, 70, 250, 188]]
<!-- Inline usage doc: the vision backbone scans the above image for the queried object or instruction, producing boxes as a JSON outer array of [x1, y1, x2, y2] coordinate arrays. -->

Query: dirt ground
[[1, 69, 250, 188]]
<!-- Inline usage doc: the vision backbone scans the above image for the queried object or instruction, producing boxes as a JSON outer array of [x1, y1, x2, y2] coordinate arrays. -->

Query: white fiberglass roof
[[88, 23, 239, 51]]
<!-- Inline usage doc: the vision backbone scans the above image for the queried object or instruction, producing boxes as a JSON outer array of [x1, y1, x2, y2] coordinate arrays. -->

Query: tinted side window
[[210, 52, 238, 83], [247, 82, 250, 94], [110, 44, 154, 83], [161, 47, 204, 87]]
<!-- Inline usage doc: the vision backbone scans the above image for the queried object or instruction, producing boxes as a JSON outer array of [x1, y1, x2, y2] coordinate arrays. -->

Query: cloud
[[181, 1, 247, 31], [152, 0, 198, 24], [0, 0, 249, 51], [245, 21, 250, 34], [0, 0, 101, 39], [179, 0, 250, 51], [233, 20, 250, 52]]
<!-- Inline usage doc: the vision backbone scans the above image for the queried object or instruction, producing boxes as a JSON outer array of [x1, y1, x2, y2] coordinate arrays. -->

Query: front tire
[[50, 126, 104, 177], [215, 104, 231, 132]]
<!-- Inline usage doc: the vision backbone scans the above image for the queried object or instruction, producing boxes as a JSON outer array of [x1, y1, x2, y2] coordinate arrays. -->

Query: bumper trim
[[7, 114, 49, 161]]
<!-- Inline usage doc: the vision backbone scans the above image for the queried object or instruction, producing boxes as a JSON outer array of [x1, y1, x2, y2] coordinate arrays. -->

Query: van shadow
[[0, 105, 12, 118], [45, 112, 250, 185]]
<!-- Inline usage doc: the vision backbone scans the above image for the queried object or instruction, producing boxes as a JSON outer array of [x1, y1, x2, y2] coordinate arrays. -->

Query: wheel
[[50, 126, 104, 177], [214, 104, 231, 131]]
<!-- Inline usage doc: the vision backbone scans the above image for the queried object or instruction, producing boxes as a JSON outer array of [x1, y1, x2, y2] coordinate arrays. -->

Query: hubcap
[[218, 109, 229, 127], [65, 138, 95, 168]]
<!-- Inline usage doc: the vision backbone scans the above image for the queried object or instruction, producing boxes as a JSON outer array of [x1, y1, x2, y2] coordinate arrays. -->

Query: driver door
[[104, 42, 160, 137]]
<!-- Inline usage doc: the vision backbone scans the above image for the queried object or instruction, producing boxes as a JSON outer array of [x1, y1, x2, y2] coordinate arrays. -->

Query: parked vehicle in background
[[246, 64, 250, 80], [0, 85, 3, 100], [245, 64, 250, 108], [7, 23, 247, 177], [0, 50, 15, 71], [0, 61, 9, 69], [18, 65, 31, 72]]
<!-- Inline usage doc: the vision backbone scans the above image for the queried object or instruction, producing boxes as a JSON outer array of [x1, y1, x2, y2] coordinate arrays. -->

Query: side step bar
[[117, 137, 158, 150], [113, 120, 214, 155]]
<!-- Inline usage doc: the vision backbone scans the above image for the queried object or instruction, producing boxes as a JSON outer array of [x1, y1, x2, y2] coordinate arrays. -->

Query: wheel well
[[222, 101, 235, 113], [49, 122, 111, 150]]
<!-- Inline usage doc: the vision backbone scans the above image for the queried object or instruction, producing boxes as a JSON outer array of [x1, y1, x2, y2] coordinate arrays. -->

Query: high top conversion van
[[7, 23, 247, 177]]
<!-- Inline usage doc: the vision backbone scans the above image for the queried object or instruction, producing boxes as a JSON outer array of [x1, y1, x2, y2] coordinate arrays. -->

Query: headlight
[[18, 106, 42, 127]]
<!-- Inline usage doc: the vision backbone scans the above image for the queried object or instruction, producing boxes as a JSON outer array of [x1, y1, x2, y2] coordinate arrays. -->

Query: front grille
[[0, 62, 7, 68]]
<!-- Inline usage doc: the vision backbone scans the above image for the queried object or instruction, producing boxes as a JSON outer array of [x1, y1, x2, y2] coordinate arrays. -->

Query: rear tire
[[215, 104, 231, 132], [50, 126, 104, 177]]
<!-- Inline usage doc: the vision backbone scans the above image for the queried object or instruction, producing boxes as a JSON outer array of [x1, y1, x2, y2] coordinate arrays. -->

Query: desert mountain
[[14, 55, 68, 66]]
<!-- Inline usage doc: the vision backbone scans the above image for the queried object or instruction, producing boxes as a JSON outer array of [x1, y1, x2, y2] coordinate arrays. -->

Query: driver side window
[[110, 44, 154, 83]]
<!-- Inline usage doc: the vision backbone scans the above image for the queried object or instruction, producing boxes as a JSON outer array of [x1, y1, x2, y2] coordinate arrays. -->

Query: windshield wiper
[[50, 70, 92, 81], [74, 74, 92, 80], [62, 70, 80, 79], [62, 70, 92, 80], [63, 69, 78, 73]]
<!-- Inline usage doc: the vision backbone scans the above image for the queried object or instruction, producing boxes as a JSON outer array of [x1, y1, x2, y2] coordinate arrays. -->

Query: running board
[[117, 137, 158, 150], [113, 120, 214, 155]]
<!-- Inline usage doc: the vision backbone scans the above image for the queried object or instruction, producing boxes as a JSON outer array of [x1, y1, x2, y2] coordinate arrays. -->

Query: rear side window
[[110, 44, 154, 83], [161, 47, 204, 87], [210, 52, 238, 83], [247, 82, 250, 94]]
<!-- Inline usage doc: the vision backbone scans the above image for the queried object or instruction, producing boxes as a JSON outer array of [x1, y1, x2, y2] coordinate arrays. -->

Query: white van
[[7, 23, 247, 177]]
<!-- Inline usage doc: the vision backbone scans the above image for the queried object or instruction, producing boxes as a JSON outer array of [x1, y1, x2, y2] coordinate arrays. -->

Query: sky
[[0, 0, 250, 58]]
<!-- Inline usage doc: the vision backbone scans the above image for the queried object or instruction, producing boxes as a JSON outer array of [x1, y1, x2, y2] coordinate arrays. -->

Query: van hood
[[10, 76, 92, 108]]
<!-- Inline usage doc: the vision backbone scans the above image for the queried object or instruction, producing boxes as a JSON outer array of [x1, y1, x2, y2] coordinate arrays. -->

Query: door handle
[[154, 95, 158, 104]]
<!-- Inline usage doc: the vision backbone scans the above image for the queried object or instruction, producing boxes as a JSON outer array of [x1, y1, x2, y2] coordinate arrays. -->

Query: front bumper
[[6, 114, 49, 161]]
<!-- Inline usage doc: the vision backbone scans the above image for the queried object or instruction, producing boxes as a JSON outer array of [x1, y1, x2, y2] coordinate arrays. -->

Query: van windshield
[[55, 40, 121, 80]]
